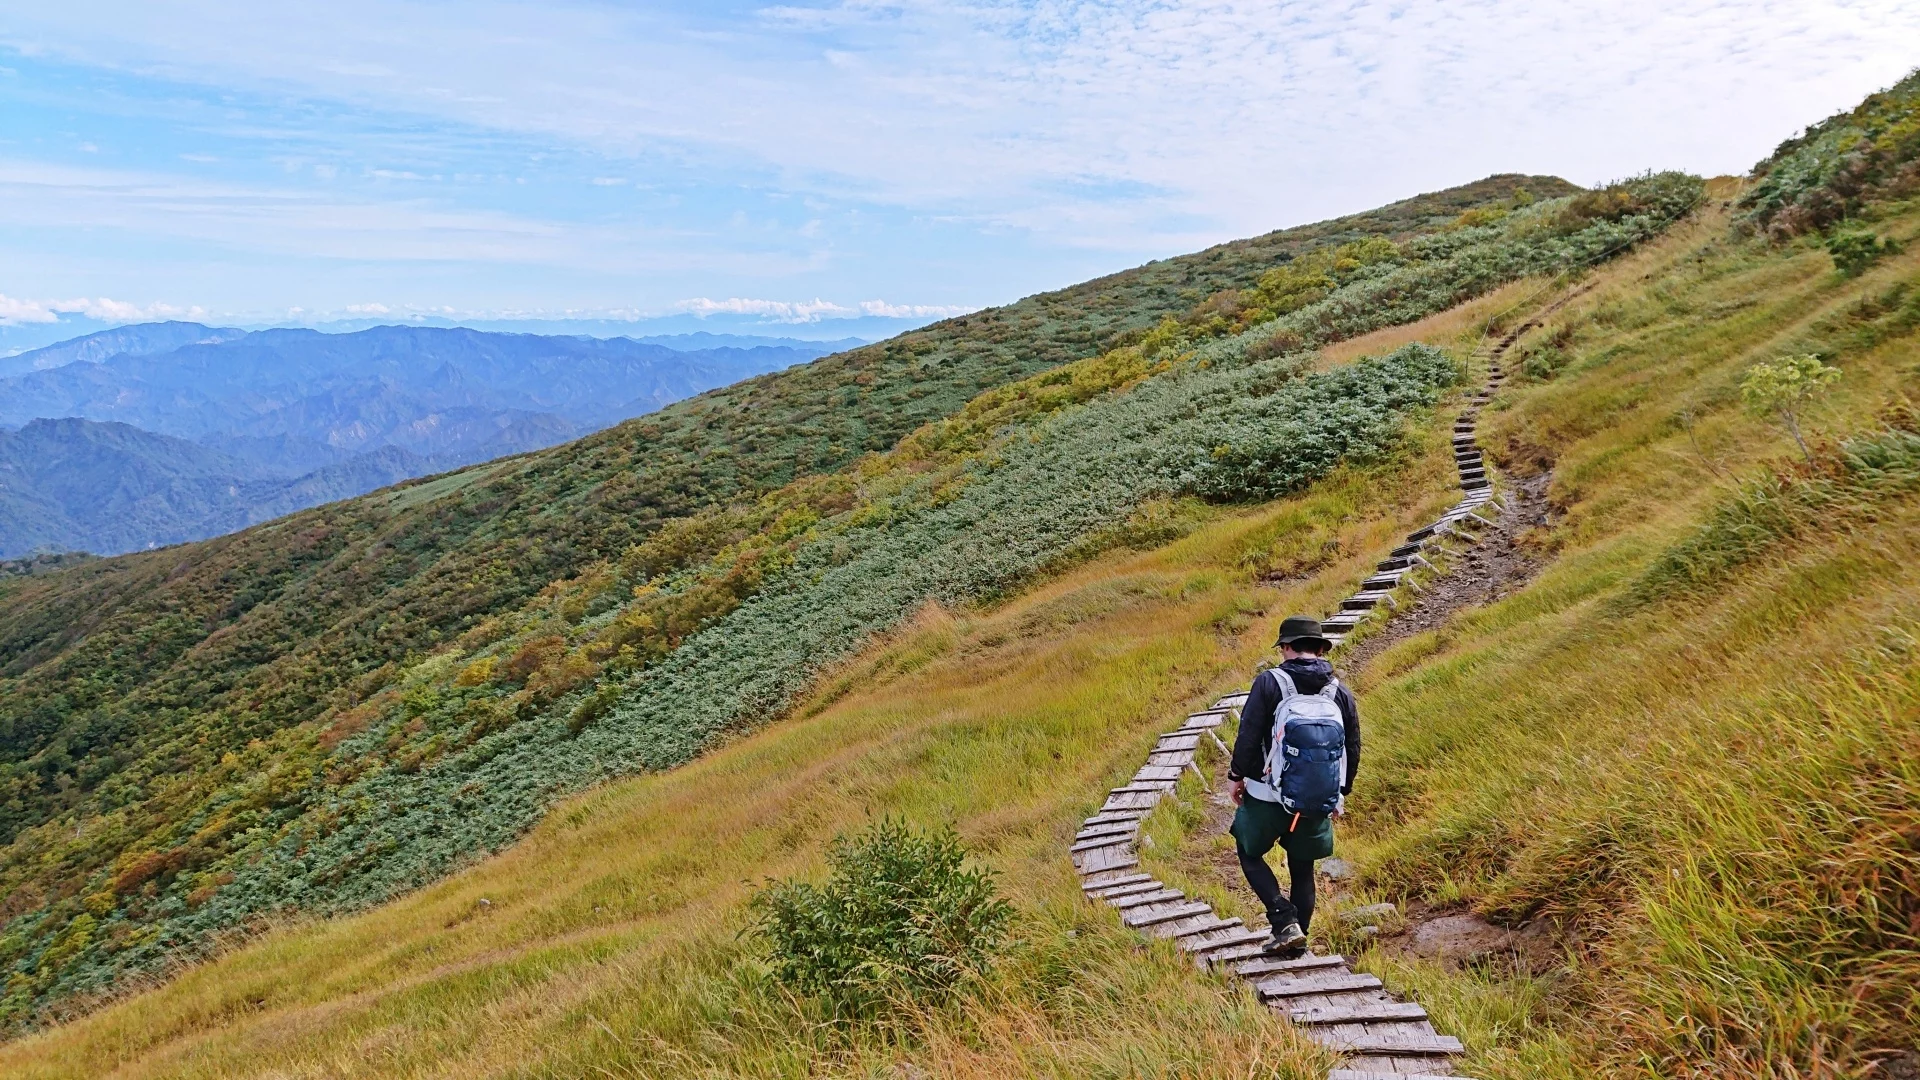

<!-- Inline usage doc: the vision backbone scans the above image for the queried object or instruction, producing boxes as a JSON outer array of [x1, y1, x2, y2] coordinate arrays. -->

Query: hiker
[[1226, 615, 1360, 955]]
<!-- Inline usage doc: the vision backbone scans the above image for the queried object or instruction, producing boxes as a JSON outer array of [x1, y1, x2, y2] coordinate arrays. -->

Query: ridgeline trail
[[1069, 315, 1550, 1079]]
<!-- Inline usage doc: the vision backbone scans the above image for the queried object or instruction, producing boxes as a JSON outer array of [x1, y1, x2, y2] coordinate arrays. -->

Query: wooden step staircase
[[1069, 332, 1538, 1078]]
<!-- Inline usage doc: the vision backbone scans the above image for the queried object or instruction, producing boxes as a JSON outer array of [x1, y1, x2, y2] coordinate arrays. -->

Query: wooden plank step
[[1087, 879, 1164, 900], [1198, 941, 1273, 966], [1069, 835, 1133, 854], [1075, 864, 1144, 891], [1212, 694, 1248, 710], [1314, 1032, 1466, 1054], [1155, 733, 1200, 750], [1328, 1071, 1468, 1080], [1232, 952, 1346, 977], [1283, 999, 1429, 1025], [1108, 782, 1172, 795], [1361, 575, 1403, 590], [1255, 972, 1383, 999], [1122, 901, 1213, 928], [1166, 915, 1242, 940], [1109, 888, 1184, 909], [1100, 792, 1158, 812], [1134, 765, 1185, 782], [1182, 926, 1267, 954], [1081, 873, 1153, 894], [1181, 714, 1227, 730], [1073, 848, 1137, 874], [1083, 809, 1149, 825], [1147, 913, 1223, 939], [1146, 750, 1193, 767]]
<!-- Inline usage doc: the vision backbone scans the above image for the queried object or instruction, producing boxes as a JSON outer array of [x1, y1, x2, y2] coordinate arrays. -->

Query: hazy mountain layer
[[0, 419, 429, 558], [0, 325, 842, 553]]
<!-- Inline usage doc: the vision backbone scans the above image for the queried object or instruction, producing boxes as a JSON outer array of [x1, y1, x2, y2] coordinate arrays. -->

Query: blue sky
[[2, 0, 1917, 338]]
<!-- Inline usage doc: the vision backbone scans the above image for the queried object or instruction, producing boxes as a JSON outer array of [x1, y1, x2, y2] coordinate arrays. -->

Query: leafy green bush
[[750, 820, 1012, 1015], [1825, 228, 1899, 276], [1742, 67, 1920, 237], [1740, 353, 1842, 461]]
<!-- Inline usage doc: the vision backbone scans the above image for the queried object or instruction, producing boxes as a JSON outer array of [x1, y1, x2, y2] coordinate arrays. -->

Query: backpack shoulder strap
[[1268, 667, 1297, 699], [1321, 675, 1341, 699]]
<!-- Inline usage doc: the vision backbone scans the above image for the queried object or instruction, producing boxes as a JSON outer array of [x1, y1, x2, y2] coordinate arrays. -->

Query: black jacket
[[1227, 656, 1361, 794]]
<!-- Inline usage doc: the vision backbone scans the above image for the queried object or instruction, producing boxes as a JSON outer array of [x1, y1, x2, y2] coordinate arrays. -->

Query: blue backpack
[[1261, 668, 1346, 815]]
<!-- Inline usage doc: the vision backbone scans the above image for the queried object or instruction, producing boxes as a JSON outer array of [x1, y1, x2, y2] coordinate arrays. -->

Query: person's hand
[[1229, 779, 1246, 806], [1328, 808, 1342, 822]]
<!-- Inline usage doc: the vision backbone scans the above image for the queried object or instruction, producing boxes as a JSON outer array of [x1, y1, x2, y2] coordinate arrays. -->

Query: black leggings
[[1238, 847, 1317, 932]]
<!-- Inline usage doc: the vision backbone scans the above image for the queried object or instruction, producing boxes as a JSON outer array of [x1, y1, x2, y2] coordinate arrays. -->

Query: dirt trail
[[1340, 469, 1550, 673]]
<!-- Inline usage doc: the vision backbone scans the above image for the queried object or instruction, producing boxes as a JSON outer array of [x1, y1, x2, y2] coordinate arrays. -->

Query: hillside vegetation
[[8, 144, 1920, 1077], [0, 173, 1660, 1027], [8, 71, 1920, 1078]]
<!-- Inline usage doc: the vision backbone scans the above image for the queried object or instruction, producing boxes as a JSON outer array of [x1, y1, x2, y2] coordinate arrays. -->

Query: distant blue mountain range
[[0, 322, 858, 557]]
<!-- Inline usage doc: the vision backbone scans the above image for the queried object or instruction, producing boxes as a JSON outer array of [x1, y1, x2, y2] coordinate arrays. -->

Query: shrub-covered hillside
[[2, 170, 1710, 1031], [8, 126, 1920, 1076]]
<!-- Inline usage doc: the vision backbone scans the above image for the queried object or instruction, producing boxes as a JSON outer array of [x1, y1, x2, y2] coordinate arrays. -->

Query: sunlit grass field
[[7, 191, 1919, 1078]]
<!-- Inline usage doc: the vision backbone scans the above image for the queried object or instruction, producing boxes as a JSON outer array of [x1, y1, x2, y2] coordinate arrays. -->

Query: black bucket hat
[[1275, 615, 1332, 653]]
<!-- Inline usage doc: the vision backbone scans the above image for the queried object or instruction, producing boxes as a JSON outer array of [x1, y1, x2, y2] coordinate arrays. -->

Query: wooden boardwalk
[[1071, 335, 1531, 1079]]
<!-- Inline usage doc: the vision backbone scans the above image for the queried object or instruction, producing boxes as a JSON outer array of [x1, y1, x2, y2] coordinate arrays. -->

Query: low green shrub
[[750, 819, 1013, 1016], [1826, 228, 1899, 276]]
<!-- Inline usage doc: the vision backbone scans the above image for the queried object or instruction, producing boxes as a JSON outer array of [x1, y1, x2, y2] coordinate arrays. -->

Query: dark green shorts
[[1231, 796, 1334, 863]]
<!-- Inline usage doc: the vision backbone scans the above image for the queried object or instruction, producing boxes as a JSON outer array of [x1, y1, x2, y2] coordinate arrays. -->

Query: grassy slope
[[1, 397, 1477, 1078], [1326, 196, 1920, 1076], [15, 186, 1915, 1079], [9, 172, 1670, 1031], [13, 184, 1920, 1077], [0, 173, 1564, 855]]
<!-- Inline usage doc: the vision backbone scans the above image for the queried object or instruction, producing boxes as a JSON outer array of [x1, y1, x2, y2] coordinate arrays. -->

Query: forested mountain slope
[[0, 170, 1698, 1031], [0, 419, 429, 559]]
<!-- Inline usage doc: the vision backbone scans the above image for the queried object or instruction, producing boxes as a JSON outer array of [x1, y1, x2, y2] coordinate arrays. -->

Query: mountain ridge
[[0, 325, 848, 554]]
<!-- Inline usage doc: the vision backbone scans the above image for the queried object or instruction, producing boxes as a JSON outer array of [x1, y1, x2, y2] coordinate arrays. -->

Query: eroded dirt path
[[1339, 469, 1551, 674]]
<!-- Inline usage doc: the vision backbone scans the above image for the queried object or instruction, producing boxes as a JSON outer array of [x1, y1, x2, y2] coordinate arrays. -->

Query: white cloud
[[0, 292, 206, 326], [674, 297, 855, 322], [671, 297, 976, 323], [5, 0, 1920, 312], [13, 0, 1913, 250], [344, 302, 390, 314], [589, 176, 628, 186], [857, 300, 978, 318]]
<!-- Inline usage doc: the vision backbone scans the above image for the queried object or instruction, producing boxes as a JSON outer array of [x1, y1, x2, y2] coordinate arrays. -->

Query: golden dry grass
[[0, 400, 1472, 1078], [14, 191, 1920, 1079]]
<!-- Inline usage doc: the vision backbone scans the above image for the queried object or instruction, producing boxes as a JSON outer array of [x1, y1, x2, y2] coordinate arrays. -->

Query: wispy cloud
[[675, 296, 978, 323], [2, 1, 1918, 321], [0, 292, 206, 325]]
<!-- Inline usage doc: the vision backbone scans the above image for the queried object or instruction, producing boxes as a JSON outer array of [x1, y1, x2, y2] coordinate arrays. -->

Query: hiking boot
[[1262, 921, 1308, 956]]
